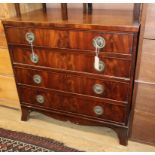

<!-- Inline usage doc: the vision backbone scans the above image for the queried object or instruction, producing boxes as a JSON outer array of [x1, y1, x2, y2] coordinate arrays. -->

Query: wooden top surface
[[2, 8, 140, 32]]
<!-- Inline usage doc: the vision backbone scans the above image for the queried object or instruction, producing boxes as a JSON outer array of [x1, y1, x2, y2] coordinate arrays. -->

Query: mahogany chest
[[2, 8, 140, 146]]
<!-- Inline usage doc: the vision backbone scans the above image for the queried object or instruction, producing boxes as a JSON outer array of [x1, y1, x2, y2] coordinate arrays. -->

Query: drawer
[[6, 27, 133, 54], [18, 85, 127, 124], [12, 47, 131, 78], [14, 67, 129, 102]]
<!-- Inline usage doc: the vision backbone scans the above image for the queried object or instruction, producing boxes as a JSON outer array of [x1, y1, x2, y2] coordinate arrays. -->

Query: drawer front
[[18, 85, 127, 124], [12, 47, 131, 78], [6, 27, 133, 54], [14, 67, 129, 102]]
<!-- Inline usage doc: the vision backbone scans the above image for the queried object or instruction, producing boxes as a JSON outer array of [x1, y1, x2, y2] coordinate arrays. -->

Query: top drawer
[[5, 27, 133, 54]]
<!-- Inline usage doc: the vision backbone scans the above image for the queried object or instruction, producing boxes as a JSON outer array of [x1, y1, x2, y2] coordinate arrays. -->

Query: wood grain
[[130, 4, 155, 145], [133, 4, 142, 23], [131, 110, 155, 145], [0, 3, 47, 109], [47, 3, 134, 11], [1, 106, 155, 152], [0, 48, 13, 75], [144, 4, 155, 39], [14, 3, 21, 17], [0, 4, 42, 19], [0, 75, 19, 103], [0, 4, 43, 47], [0, 4, 16, 19], [0, 98, 19, 109], [14, 67, 129, 102], [134, 83, 155, 114], [19, 85, 127, 124], [129, 4, 147, 137], [6, 27, 133, 54], [61, 3, 68, 20], [11, 47, 131, 79], [133, 4, 147, 81], [0, 21, 7, 48], [2, 6, 140, 146], [2, 9, 139, 32], [138, 39, 155, 82], [19, 3, 42, 14]]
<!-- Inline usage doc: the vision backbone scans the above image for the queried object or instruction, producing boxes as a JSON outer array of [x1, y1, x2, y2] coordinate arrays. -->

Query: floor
[[0, 106, 155, 152]]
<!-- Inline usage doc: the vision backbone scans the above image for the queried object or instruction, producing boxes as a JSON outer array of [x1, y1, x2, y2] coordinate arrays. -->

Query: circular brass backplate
[[93, 84, 104, 94], [94, 106, 104, 115], [25, 32, 35, 43], [36, 95, 44, 104], [33, 74, 42, 84]]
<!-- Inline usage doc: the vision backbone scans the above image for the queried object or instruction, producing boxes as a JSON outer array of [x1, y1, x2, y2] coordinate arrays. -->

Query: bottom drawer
[[18, 86, 127, 124]]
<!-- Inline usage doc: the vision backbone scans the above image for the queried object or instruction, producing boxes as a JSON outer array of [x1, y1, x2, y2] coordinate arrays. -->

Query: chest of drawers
[[2, 8, 140, 146]]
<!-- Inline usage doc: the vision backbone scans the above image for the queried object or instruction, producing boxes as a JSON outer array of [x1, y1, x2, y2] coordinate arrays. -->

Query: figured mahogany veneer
[[2, 8, 140, 146], [18, 85, 127, 124], [2, 9, 139, 32], [5, 27, 134, 54], [14, 67, 129, 102], [11, 47, 131, 79]]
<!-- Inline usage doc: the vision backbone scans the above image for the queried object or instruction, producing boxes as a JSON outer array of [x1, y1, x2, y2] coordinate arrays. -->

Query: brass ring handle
[[30, 53, 39, 64], [33, 74, 42, 84], [25, 32, 35, 44], [25, 32, 38, 64], [94, 106, 104, 115], [93, 84, 104, 94], [93, 36, 106, 49], [36, 95, 44, 104]]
